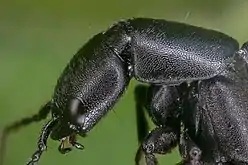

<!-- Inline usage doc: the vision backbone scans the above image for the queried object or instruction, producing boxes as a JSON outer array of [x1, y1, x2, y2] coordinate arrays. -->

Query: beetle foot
[[58, 134, 84, 154], [135, 127, 178, 165], [188, 146, 202, 165]]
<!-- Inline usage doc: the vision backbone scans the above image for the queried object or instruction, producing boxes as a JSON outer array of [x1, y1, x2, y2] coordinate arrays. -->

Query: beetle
[[1, 17, 248, 165]]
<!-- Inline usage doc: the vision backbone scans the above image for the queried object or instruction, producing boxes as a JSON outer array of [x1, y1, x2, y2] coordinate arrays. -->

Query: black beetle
[[1, 17, 248, 165]]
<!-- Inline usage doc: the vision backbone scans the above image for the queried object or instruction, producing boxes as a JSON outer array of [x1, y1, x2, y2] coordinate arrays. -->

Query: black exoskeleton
[[1, 18, 248, 165]]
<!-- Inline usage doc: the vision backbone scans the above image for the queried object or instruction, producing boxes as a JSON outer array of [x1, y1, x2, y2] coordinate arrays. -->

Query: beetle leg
[[141, 127, 178, 165], [134, 85, 150, 146], [26, 118, 58, 165], [134, 84, 151, 165], [134, 84, 181, 165]]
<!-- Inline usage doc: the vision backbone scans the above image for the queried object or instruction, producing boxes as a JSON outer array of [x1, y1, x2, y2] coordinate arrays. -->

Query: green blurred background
[[0, 0, 248, 165]]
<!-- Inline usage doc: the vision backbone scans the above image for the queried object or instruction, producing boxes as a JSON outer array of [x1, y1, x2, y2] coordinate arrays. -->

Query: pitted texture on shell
[[188, 53, 248, 163], [52, 33, 129, 133], [125, 18, 239, 84]]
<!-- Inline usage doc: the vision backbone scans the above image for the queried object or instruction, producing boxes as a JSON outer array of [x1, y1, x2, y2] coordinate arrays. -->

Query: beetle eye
[[67, 98, 87, 127], [68, 99, 82, 116]]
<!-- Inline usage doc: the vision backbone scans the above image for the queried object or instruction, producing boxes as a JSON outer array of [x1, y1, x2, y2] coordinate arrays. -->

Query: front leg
[[142, 127, 178, 165], [134, 85, 182, 165]]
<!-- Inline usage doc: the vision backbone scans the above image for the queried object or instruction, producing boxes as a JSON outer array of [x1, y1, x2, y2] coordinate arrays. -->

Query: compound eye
[[69, 99, 82, 116], [67, 98, 87, 126]]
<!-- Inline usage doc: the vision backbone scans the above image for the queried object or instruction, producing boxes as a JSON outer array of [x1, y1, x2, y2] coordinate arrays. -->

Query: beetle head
[[48, 98, 87, 154], [50, 98, 87, 140], [48, 32, 130, 152]]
